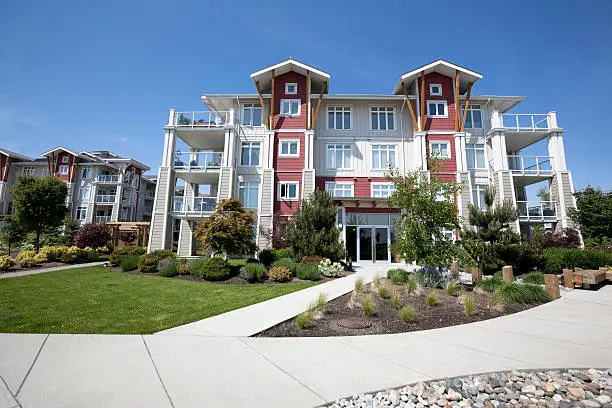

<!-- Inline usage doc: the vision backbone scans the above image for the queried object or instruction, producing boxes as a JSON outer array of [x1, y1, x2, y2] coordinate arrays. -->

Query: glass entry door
[[374, 227, 388, 262], [357, 226, 389, 263], [358, 227, 373, 261]]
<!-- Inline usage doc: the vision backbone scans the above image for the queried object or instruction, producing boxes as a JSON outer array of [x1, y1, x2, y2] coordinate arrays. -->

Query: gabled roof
[[250, 58, 330, 94], [41, 146, 81, 158], [393, 59, 483, 95], [0, 148, 33, 162]]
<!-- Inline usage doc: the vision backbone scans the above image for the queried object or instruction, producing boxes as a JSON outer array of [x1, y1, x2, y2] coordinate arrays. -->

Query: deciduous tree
[[568, 185, 612, 248]]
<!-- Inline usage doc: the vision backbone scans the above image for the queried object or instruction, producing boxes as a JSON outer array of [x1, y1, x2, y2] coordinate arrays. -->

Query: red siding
[[346, 207, 400, 214], [273, 71, 307, 130], [274, 171, 302, 215], [423, 72, 457, 131], [273, 132, 305, 170], [315, 177, 391, 198], [427, 133, 457, 174], [54, 152, 73, 181]]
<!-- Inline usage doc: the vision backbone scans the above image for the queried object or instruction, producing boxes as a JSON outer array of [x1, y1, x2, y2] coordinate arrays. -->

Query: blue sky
[[1, 0, 611, 191]]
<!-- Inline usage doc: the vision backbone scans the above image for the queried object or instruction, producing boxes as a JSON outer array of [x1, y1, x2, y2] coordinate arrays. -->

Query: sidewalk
[[0, 261, 106, 279], [1, 286, 611, 408]]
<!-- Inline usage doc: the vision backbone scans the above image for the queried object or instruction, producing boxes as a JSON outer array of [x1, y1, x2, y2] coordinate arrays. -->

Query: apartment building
[[148, 58, 577, 263], [0, 147, 155, 224]]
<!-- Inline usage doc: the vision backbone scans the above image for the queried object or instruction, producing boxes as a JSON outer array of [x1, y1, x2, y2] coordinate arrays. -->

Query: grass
[[475, 275, 505, 293], [406, 275, 418, 293], [354, 277, 364, 292], [378, 285, 391, 299], [445, 280, 458, 296], [426, 290, 439, 306], [314, 293, 327, 313], [463, 293, 475, 316], [520, 271, 545, 285], [493, 282, 552, 305], [0, 265, 317, 334], [361, 294, 376, 317], [390, 289, 401, 309], [295, 310, 314, 330], [372, 274, 381, 287], [398, 305, 415, 322]]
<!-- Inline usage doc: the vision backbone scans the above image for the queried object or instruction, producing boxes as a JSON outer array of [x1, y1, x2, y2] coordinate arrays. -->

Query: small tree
[[285, 190, 346, 262], [194, 198, 256, 258], [73, 222, 112, 249], [0, 216, 26, 254], [568, 185, 612, 248], [10, 175, 68, 251]]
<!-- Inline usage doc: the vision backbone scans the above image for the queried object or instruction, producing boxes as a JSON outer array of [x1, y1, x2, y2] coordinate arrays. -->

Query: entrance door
[[358, 227, 373, 261], [374, 227, 388, 262], [357, 226, 389, 263]]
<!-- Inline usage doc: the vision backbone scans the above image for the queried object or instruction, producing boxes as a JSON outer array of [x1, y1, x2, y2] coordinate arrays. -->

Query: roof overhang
[[461, 95, 525, 113], [41, 146, 81, 158], [202, 94, 268, 112], [0, 149, 33, 162], [393, 59, 483, 95], [250, 58, 330, 94], [104, 158, 150, 171]]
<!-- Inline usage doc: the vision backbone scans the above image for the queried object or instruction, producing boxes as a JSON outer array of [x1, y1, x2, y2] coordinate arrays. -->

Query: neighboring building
[[0, 147, 154, 224], [148, 58, 577, 263]]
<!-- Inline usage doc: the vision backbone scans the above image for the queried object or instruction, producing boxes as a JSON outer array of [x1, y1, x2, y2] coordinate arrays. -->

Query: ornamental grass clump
[[463, 293, 475, 316], [426, 290, 439, 306], [240, 263, 267, 283], [372, 274, 381, 287], [295, 310, 314, 330], [445, 279, 458, 296], [354, 276, 364, 292], [378, 285, 391, 299], [315, 293, 327, 313], [295, 263, 321, 281], [361, 294, 376, 317], [387, 268, 410, 284], [475, 275, 505, 293], [398, 305, 416, 323], [520, 271, 545, 285], [406, 275, 418, 293], [390, 289, 401, 309], [493, 282, 552, 305], [120, 255, 140, 272]]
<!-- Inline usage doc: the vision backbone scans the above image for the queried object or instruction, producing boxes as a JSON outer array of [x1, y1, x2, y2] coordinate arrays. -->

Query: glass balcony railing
[[517, 201, 557, 221], [95, 195, 116, 204], [171, 196, 217, 216], [95, 175, 120, 183], [500, 114, 550, 131], [174, 151, 223, 170], [507, 156, 553, 175], [94, 216, 112, 223], [173, 111, 229, 128]]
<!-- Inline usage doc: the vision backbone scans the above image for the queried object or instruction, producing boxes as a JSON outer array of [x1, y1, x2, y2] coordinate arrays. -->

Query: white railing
[[173, 111, 229, 128], [174, 151, 223, 170], [507, 155, 553, 175], [94, 216, 112, 223], [499, 113, 551, 131], [517, 201, 557, 221], [95, 195, 116, 204], [171, 196, 217, 216], [95, 175, 120, 183]]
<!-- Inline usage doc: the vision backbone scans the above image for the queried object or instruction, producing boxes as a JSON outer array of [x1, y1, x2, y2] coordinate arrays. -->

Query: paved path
[[0, 262, 106, 279], [1, 285, 611, 408]]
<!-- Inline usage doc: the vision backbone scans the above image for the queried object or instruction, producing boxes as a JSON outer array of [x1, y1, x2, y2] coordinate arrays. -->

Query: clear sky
[[1, 0, 611, 191]]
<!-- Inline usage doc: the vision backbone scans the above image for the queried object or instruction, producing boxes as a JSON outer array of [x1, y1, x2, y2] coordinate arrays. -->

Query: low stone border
[[323, 368, 612, 408]]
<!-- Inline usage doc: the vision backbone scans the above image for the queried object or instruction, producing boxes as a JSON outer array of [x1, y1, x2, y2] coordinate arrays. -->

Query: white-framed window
[[242, 103, 263, 127], [76, 206, 87, 220], [280, 99, 300, 116], [371, 144, 397, 169], [435, 191, 454, 203], [472, 184, 487, 210], [239, 181, 259, 209], [81, 167, 92, 179], [325, 182, 353, 198], [240, 141, 261, 166], [278, 181, 299, 200], [22, 166, 35, 175], [440, 228, 455, 241], [461, 104, 483, 128], [61, 156, 69, 163], [430, 141, 451, 159], [58, 165, 69, 175], [326, 144, 352, 169], [79, 186, 90, 201], [371, 183, 396, 198], [285, 83, 297, 94], [279, 140, 299, 157], [430, 84, 442, 96], [466, 143, 485, 169], [370, 107, 395, 130], [327, 106, 351, 130], [427, 100, 448, 118]]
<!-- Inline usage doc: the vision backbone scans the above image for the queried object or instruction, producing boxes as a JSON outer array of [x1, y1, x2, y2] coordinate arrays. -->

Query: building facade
[[0, 147, 155, 225], [148, 59, 577, 263]]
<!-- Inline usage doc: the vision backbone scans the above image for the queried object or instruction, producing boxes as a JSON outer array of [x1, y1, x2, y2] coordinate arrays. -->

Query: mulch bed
[[257, 278, 543, 337]]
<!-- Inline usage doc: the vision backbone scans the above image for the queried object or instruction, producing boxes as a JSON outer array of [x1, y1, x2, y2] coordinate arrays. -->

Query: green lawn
[[0, 266, 316, 334]]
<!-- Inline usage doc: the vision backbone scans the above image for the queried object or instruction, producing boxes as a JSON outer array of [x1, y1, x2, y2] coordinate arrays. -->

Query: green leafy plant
[[354, 276, 364, 292], [109, 246, 146, 266], [269, 266, 291, 283], [463, 293, 475, 316], [318, 258, 344, 277], [240, 263, 267, 283], [200, 257, 231, 281], [398, 305, 416, 322], [426, 290, 439, 306], [387, 268, 410, 284], [390, 289, 401, 309], [271, 248, 292, 260], [568, 186, 612, 248], [475, 275, 505, 293], [271, 258, 297, 275], [258, 249, 275, 267], [158, 259, 179, 277], [120, 255, 140, 272], [187, 258, 205, 276], [378, 285, 391, 299], [537, 247, 612, 274], [361, 294, 376, 317], [0, 216, 25, 254], [295, 310, 314, 330], [413, 266, 452, 288], [295, 263, 321, 281], [520, 271, 545, 285]]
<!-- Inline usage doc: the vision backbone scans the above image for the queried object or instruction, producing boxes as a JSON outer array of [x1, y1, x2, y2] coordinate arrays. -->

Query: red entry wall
[[423, 72, 457, 131]]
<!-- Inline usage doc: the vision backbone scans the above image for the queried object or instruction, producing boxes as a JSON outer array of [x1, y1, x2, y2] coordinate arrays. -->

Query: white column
[[454, 132, 467, 171], [413, 131, 427, 170], [177, 182, 196, 256], [548, 131, 567, 171], [162, 129, 177, 167], [489, 131, 508, 171]]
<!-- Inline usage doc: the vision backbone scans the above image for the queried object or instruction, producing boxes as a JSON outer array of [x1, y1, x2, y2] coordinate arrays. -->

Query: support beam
[[419, 72, 426, 130], [306, 71, 311, 129], [460, 82, 473, 131], [312, 81, 326, 129], [254, 80, 269, 130], [270, 69, 275, 129], [454, 70, 460, 131], [401, 82, 418, 132]]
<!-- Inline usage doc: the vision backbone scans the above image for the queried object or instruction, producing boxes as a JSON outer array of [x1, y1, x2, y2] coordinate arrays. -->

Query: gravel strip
[[324, 368, 612, 408]]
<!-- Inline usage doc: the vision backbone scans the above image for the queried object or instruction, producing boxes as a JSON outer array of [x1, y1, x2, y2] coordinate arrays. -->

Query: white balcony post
[[548, 111, 558, 129], [490, 111, 503, 129], [162, 129, 177, 168], [548, 132, 567, 172], [228, 108, 236, 126], [168, 109, 176, 126]]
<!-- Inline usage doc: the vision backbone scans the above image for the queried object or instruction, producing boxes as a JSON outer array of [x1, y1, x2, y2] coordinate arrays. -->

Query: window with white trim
[[466, 143, 485, 169], [327, 106, 351, 130], [280, 99, 300, 116], [278, 182, 299, 200], [461, 104, 482, 128], [22, 166, 35, 175], [371, 145, 396, 169], [371, 183, 396, 198], [326, 144, 351, 169], [81, 167, 92, 179], [285, 83, 297, 94], [472, 184, 487, 210], [76, 206, 87, 220], [58, 165, 69, 175], [370, 107, 395, 130], [440, 228, 455, 241], [325, 182, 353, 198], [79, 186, 90, 201], [61, 156, 69, 163], [430, 141, 450, 159], [430, 84, 442, 96], [279, 140, 299, 157], [427, 100, 447, 118], [239, 181, 259, 209], [240, 142, 261, 166], [242, 103, 263, 127]]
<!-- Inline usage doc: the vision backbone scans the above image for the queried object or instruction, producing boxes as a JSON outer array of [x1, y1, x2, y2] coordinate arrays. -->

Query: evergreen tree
[[285, 190, 347, 262]]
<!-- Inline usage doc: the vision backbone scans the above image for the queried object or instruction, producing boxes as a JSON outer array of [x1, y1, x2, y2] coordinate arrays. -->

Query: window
[[427, 100, 447, 118], [285, 83, 297, 94], [58, 165, 69, 175], [440, 228, 455, 241], [242, 103, 263, 126], [76, 206, 87, 220], [278, 182, 299, 200], [22, 166, 35, 175], [240, 142, 261, 166], [371, 183, 396, 198], [430, 142, 451, 159], [430, 84, 442, 96], [279, 140, 299, 157], [79, 186, 90, 201], [61, 156, 69, 163], [81, 167, 92, 179], [371, 107, 395, 130], [325, 182, 353, 198], [326, 144, 352, 169], [466, 143, 485, 169], [43, 168, 49, 177], [280, 99, 300, 116], [327, 106, 351, 130], [371, 145, 396, 169], [239, 182, 259, 209], [472, 184, 487, 210], [461, 104, 483, 128]]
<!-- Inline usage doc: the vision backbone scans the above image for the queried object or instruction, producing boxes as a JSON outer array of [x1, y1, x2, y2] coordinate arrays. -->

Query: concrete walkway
[[0, 261, 106, 279], [1, 285, 611, 408]]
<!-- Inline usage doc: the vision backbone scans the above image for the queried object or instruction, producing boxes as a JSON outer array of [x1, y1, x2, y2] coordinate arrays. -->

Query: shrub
[[426, 291, 439, 306], [271, 248, 292, 260], [39, 245, 68, 262], [296, 263, 321, 281], [138, 250, 175, 273], [176, 259, 189, 275], [300, 255, 323, 265], [73, 222, 112, 249], [361, 294, 376, 317], [387, 268, 410, 284], [538, 247, 612, 274], [295, 310, 314, 330], [16, 250, 44, 267], [269, 266, 291, 283], [406, 275, 418, 293], [398, 305, 416, 322], [354, 276, 364, 292], [378, 285, 391, 299], [390, 290, 401, 309], [246, 258, 259, 264], [0, 255, 16, 271], [96, 246, 111, 255], [60, 246, 88, 263], [463, 293, 475, 316], [445, 280, 458, 296], [120, 255, 140, 272], [158, 259, 179, 277], [475, 275, 505, 293], [240, 263, 267, 283], [86, 248, 100, 261], [414, 266, 452, 288], [520, 271, 545, 285], [200, 257, 231, 281], [109, 246, 146, 266], [318, 258, 344, 277], [314, 293, 327, 313], [271, 258, 297, 276], [258, 249, 275, 267], [187, 258, 206, 276], [493, 282, 552, 305]]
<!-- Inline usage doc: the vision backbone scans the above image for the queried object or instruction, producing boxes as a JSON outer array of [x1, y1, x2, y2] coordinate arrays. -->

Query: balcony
[[172, 111, 230, 129], [95, 195, 117, 204], [171, 196, 217, 219], [174, 151, 223, 170], [94, 216, 112, 223], [508, 155, 553, 187], [95, 175, 120, 184], [517, 201, 558, 222], [492, 112, 559, 151]]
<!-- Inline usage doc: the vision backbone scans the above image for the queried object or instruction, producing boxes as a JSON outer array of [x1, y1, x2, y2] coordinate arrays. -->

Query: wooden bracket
[[460, 82, 473, 131], [312, 81, 326, 129], [254, 80, 269, 130], [401, 82, 419, 132], [419, 72, 426, 130], [454, 70, 460, 131], [270, 69, 275, 129]]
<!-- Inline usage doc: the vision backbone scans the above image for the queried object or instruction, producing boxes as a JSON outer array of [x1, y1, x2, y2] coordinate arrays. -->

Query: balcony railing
[[95, 175, 120, 183], [501, 114, 550, 131], [94, 216, 112, 223], [174, 152, 223, 170], [95, 195, 116, 204], [508, 155, 553, 175], [517, 201, 558, 222], [171, 196, 217, 216], [173, 111, 229, 128]]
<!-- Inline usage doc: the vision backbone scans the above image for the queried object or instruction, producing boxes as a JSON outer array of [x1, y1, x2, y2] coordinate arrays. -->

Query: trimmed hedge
[[538, 248, 612, 274], [120, 255, 140, 272], [295, 263, 321, 281], [138, 250, 175, 273], [240, 263, 267, 283], [109, 246, 146, 266], [200, 257, 231, 281]]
